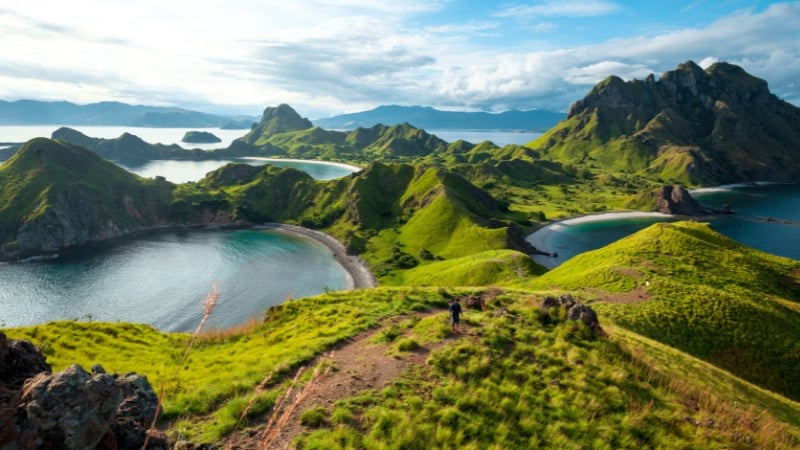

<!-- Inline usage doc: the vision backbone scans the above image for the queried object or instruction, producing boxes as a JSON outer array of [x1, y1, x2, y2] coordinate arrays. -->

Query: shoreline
[[240, 157, 363, 173], [525, 211, 673, 256], [258, 223, 377, 290]]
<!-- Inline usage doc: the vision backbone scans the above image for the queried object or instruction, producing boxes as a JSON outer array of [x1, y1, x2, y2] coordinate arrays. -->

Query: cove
[[0, 229, 350, 332], [528, 183, 800, 269]]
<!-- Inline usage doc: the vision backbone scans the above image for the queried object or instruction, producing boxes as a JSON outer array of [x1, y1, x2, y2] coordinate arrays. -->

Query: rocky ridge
[[533, 61, 800, 186]]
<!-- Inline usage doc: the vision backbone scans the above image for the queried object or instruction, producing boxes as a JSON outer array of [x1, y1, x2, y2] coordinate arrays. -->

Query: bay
[[528, 184, 800, 269], [0, 229, 350, 332]]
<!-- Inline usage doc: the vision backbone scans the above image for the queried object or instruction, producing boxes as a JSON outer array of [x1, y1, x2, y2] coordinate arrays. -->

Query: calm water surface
[[529, 184, 800, 268], [0, 229, 350, 332], [116, 158, 358, 182]]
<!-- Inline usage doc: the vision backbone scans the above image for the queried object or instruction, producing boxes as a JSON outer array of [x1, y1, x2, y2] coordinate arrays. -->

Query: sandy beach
[[241, 157, 363, 173], [258, 223, 377, 289], [525, 211, 673, 256]]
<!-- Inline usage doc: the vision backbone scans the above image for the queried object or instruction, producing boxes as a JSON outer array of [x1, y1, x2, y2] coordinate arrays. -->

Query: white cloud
[[0, 1, 798, 117], [698, 56, 719, 69], [496, 1, 622, 18]]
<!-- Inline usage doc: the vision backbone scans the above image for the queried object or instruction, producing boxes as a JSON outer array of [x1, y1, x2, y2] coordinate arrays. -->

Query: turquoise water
[[0, 229, 350, 332], [530, 184, 800, 269]]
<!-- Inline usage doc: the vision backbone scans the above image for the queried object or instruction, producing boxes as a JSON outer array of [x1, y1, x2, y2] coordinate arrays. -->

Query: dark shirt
[[450, 301, 462, 319]]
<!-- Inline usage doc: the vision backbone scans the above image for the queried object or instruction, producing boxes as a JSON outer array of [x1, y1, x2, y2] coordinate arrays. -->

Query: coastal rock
[[653, 185, 709, 215]]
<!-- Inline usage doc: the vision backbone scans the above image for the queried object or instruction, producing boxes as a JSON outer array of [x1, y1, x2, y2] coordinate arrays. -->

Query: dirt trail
[[226, 309, 460, 449]]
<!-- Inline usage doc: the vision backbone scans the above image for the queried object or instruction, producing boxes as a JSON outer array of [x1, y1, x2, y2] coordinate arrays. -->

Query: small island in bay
[[181, 130, 222, 144]]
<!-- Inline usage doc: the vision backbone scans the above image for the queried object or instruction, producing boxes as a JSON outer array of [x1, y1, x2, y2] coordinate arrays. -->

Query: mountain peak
[[239, 104, 314, 145], [533, 61, 800, 186]]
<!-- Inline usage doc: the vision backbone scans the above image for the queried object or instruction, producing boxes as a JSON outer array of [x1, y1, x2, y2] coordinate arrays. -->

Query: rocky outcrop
[[0, 332, 168, 450], [539, 294, 604, 336], [536, 61, 800, 186], [653, 185, 709, 215]]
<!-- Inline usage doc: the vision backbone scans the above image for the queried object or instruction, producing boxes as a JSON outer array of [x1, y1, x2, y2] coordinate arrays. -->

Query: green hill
[[530, 61, 800, 186], [527, 221, 800, 401], [0, 138, 177, 259]]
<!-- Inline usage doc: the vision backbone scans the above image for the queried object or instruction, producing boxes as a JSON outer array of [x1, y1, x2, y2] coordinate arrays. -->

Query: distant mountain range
[[313, 105, 564, 131], [0, 99, 257, 129]]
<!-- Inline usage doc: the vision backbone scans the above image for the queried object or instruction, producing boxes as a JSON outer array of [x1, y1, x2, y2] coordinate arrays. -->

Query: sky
[[0, 0, 798, 119]]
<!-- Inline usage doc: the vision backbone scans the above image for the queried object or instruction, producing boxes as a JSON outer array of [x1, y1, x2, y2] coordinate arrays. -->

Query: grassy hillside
[[390, 249, 546, 286], [7, 286, 800, 448], [527, 221, 800, 401], [0, 138, 177, 257]]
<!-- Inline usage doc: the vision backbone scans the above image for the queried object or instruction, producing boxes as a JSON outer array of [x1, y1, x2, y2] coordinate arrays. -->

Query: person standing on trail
[[449, 298, 463, 332]]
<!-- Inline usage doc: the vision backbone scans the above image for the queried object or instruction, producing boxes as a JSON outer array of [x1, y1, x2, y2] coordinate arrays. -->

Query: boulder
[[566, 304, 604, 336], [0, 333, 168, 450], [17, 364, 123, 449], [539, 293, 576, 312], [0, 332, 51, 391]]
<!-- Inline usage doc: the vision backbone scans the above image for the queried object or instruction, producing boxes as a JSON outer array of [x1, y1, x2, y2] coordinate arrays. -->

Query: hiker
[[449, 298, 463, 332]]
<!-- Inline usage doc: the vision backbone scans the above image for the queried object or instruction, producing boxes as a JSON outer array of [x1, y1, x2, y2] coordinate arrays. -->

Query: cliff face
[[533, 61, 800, 186], [0, 138, 242, 260]]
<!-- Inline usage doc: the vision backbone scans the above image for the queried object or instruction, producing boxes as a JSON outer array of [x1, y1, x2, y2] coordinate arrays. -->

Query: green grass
[[390, 249, 546, 286], [6, 287, 447, 440], [7, 283, 800, 447], [293, 292, 800, 449], [527, 221, 800, 401]]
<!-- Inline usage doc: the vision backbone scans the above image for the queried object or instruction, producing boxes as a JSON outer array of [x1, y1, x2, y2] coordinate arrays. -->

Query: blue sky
[[0, 1, 797, 118]]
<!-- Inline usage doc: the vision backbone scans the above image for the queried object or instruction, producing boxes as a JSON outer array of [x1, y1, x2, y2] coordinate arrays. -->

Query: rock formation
[[539, 294, 604, 336], [652, 185, 709, 215], [0, 332, 168, 450], [533, 61, 800, 186]]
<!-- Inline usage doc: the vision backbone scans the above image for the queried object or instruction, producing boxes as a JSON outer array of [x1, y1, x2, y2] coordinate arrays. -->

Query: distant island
[[313, 105, 564, 131], [181, 130, 222, 144]]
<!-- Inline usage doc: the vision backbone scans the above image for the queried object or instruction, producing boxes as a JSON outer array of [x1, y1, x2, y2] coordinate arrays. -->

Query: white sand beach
[[258, 223, 377, 289], [526, 211, 672, 256], [241, 157, 363, 173]]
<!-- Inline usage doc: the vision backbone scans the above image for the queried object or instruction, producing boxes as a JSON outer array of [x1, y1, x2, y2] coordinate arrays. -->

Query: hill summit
[[531, 60, 800, 186], [239, 104, 314, 145]]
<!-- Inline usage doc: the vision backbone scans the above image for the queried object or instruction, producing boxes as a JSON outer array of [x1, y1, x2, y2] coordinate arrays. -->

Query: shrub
[[300, 406, 328, 428]]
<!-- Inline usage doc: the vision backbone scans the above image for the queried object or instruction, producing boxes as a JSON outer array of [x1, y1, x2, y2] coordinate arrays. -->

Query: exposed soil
[[583, 285, 653, 304], [224, 309, 462, 450]]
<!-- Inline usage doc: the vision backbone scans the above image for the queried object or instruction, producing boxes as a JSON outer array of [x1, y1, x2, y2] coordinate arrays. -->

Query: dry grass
[[258, 353, 333, 449], [142, 282, 220, 450], [198, 316, 263, 343]]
